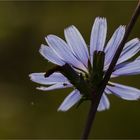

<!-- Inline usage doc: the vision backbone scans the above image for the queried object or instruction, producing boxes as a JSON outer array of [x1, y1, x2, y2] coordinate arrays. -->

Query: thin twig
[[81, 1, 140, 139]]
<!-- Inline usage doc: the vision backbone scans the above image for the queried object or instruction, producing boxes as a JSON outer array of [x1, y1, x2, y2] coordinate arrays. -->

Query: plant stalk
[[81, 1, 140, 139]]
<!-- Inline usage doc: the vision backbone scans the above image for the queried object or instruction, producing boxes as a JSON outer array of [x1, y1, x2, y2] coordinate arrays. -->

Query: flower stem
[[81, 1, 140, 139], [81, 99, 99, 139]]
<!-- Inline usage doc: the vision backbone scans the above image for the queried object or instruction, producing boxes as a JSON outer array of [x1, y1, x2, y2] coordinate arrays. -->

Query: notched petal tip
[[45, 34, 58, 45], [29, 73, 33, 81], [46, 34, 60, 41], [39, 44, 47, 56], [97, 107, 110, 112], [95, 16, 107, 21], [117, 25, 125, 31], [40, 44, 46, 51], [29, 73, 46, 85], [36, 86, 43, 90], [117, 25, 126, 34], [29, 73, 40, 82], [45, 37, 48, 42], [39, 42, 65, 66], [57, 107, 67, 112], [64, 25, 76, 30]]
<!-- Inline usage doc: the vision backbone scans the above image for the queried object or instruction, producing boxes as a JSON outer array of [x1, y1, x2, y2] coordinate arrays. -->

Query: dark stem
[[81, 101, 95, 139], [81, 1, 140, 139], [81, 98, 99, 139]]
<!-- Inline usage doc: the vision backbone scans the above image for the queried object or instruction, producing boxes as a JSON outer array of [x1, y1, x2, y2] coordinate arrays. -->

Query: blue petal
[[97, 93, 110, 111], [40, 44, 65, 66], [104, 26, 125, 70], [29, 72, 69, 85], [58, 89, 82, 111], [117, 38, 140, 65], [64, 25, 89, 67], [107, 82, 140, 100], [36, 83, 72, 91], [46, 35, 88, 73], [113, 58, 140, 76], [90, 17, 107, 64]]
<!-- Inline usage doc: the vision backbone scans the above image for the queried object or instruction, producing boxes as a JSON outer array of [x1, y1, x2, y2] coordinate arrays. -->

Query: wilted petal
[[104, 26, 125, 70], [64, 25, 89, 67], [46, 35, 88, 72], [113, 58, 140, 76], [107, 82, 140, 100], [97, 93, 110, 111], [117, 38, 140, 65], [39, 44, 65, 66], [36, 83, 72, 91], [29, 72, 69, 85], [58, 89, 82, 111], [90, 17, 107, 63]]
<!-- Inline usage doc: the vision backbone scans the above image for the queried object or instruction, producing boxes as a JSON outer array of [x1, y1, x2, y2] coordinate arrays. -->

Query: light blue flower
[[29, 17, 140, 112]]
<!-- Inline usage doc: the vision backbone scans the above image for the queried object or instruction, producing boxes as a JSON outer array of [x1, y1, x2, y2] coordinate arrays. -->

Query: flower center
[[77, 51, 105, 105], [44, 51, 105, 102]]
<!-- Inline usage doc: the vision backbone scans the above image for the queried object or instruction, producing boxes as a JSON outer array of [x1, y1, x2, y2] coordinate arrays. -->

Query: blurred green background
[[0, 1, 140, 139]]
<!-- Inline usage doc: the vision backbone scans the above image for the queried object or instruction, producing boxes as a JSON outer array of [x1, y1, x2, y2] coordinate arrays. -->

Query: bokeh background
[[0, 1, 140, 139]]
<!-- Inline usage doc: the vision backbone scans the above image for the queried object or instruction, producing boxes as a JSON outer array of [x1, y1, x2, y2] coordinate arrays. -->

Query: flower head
[[29, 17, 140, 112]]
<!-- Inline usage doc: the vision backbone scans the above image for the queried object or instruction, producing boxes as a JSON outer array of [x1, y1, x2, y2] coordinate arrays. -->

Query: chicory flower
[[29, 17, 140, 112]]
